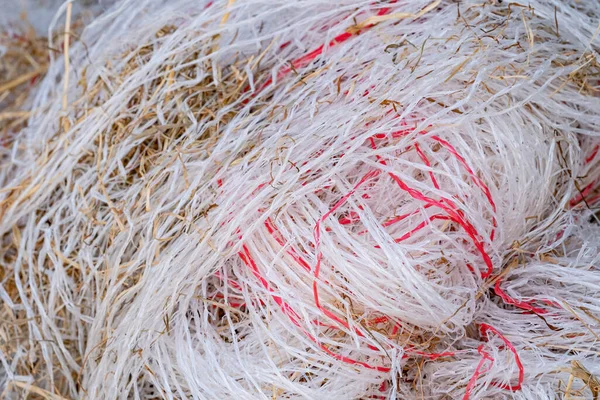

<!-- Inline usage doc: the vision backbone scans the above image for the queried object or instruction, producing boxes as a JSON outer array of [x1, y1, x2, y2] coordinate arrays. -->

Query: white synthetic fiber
[[1, 0, 600, 398]]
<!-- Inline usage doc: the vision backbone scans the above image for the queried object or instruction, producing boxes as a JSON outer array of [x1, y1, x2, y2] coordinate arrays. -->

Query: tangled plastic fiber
[[2, 0, 600, 398]]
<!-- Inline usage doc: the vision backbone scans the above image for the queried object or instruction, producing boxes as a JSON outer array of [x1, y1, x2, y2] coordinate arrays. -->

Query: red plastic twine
[[463, 344, 494, 400], [493, 278, 549, 315], [254, 3, 395, 94], [570, 142, 600, 207], [367, 137, 494, 278], [585, 144, 599, 164], [464, 324, 524, 399], [480, 324, 524, 390]]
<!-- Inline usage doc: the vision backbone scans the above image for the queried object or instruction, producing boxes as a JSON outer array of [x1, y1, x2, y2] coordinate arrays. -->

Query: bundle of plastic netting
[[1, 0, 600, 398]]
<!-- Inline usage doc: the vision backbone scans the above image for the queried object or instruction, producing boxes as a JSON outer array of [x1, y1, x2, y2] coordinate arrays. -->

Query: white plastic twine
[[1, 0, 600, 399]]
